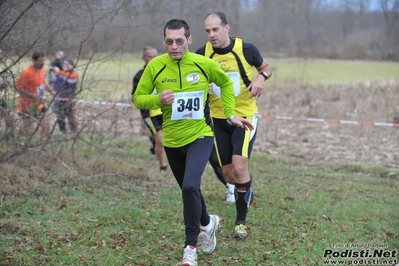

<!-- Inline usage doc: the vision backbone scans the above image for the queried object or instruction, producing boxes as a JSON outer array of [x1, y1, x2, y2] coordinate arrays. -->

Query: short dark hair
[[205, 12, 229, 26], [163, 19, 190, 38], [32, 51, 45, 61]]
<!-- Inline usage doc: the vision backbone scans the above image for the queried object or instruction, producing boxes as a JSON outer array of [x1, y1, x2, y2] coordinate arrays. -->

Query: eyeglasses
[[164, 38, 186, 46]]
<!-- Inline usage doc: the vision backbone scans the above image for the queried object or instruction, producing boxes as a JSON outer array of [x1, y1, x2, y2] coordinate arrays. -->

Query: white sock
[[226, 183, 235, 193]]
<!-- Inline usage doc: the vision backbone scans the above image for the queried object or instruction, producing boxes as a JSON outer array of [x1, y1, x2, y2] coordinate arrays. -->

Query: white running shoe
[[226, 183, 236, 203], [181, 245, 197, 266], [199, 214, 220, 254]]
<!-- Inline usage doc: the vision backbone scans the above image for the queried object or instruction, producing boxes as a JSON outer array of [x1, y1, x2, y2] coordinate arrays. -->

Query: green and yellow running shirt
[[196, 38, 264, 118], [133, 51, 235, 148]]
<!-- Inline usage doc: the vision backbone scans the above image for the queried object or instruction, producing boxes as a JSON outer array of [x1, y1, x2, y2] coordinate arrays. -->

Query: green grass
[[79, 57, 399, 100], [77, 56, 143, 100], [1, 57, 399, 265], [6, 56, 399, 101], [81, 57, 399, 96], [1, 139, 398, 265], [268, 59, 399, 88]]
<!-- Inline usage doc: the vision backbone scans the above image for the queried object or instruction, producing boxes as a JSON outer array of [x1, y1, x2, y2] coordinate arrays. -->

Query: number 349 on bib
[[171, 91, 204, 120]]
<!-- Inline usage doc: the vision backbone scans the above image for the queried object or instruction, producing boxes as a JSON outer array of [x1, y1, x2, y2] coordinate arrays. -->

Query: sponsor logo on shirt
[[220, 64, 231, 72], [182, 112, 193, 118], [162, 78, 177, 83], [186, 73, 200, 84]]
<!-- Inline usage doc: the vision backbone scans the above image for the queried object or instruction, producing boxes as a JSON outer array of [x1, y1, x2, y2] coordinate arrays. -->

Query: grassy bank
[[1, 139, 398, 265], [268, 58, 399, 88], [1, 56, 398, 265], [6, 56, 399, 101]]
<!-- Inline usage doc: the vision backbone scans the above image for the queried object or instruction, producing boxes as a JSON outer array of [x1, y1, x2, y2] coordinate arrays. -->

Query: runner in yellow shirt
[[196, 12, 273, 239]]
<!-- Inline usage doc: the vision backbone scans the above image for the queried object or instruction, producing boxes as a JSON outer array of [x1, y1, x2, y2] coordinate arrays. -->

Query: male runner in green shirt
[[133, 19, 253, 266]]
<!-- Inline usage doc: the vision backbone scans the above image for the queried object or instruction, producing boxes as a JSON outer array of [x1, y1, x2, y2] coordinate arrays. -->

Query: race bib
[[211, 72, 240, 97], [171, 91, 204, 120]]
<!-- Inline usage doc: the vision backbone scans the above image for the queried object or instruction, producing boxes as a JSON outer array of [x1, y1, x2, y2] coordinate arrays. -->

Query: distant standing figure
[[0, 47, 14, 142], [52, 59, 78, 135], [51, 50, 65, 70], [48, 50, 65, 87], [16, 51, 55, 149], [132, 46, 167, 172], [0, 48, 7, 107], [0, 48, 4, 88]]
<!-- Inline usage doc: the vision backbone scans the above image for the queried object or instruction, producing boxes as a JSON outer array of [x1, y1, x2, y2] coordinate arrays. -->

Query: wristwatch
[[227, 114, 236, 125], [259, 71, 269, 80]]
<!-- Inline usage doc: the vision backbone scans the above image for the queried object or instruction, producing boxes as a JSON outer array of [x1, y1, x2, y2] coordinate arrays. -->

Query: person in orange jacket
[[16, 51, 55, 149]]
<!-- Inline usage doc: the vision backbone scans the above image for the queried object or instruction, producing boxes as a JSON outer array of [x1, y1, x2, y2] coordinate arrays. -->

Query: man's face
[[163, 27, 192, 60], [33, 57, 46, 69], [142, 49, 157, 65], [56, 51, 64, 59], [204, 15, 230, 49]]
